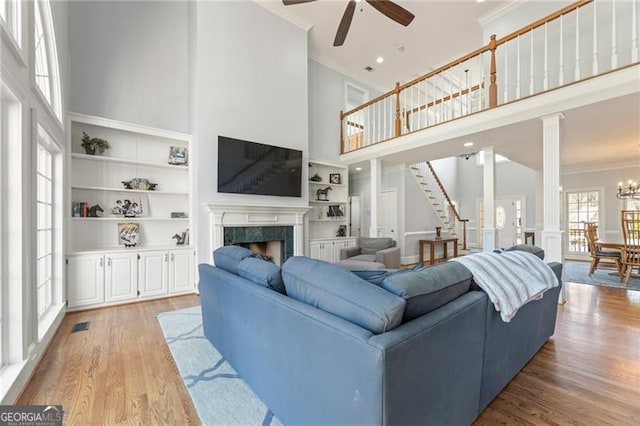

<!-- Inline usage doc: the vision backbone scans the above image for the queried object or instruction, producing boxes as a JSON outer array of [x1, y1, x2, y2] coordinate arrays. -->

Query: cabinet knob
[[171, 253, 175, 262], [164, 253, 169, 262], [107, 257, 112, 267], [99, 257, 104, 267]]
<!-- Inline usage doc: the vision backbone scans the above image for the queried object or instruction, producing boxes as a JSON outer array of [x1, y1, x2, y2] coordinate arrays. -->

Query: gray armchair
[[339, 237, 401, 269]]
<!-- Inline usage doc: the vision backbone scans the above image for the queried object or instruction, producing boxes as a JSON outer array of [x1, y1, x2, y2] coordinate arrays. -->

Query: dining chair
[[584, 222, 622, 276], [620, 210, 640, 286]]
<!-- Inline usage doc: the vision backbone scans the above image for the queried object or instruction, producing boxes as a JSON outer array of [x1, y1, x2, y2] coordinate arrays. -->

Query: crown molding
[[477, 0, 528, 27], [562, 161, 639, 175], [253, 0, 313, 32]]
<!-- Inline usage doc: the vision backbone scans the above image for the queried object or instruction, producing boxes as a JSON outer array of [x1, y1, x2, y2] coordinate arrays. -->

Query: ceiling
[[258, 0, 639, 173], [260, 0, 512, 89]]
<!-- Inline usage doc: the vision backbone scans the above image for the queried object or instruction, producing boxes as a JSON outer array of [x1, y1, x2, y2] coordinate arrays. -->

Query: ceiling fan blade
[[282, 0, 318, 5], [366, 0, 415, 26], [334, 0, 356, 47]]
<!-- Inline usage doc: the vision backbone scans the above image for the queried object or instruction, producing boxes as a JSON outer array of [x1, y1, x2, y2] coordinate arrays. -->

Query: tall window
[[0, 0, 22, 47], [566, 190, 600, 253], [33, 0, 61, 120], [36, 143, 53, 319]]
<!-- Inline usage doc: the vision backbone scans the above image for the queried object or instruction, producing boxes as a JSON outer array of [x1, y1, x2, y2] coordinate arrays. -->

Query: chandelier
[[617, 179, 640, 199]]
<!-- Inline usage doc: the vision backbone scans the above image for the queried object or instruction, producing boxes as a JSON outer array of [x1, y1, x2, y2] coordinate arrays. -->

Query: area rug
[[157, 306, 282, 426], [563, 261, 640, 290]]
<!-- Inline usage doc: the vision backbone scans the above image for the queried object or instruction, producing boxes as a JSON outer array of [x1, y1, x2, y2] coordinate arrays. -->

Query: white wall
[[194, 1, 308, 264], [308, 59, 379, 163], [68, 1, 190, 133]]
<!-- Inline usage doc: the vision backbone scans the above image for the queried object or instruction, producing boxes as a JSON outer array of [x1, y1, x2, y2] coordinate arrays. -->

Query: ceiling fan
[[282, 0, 415, 47]]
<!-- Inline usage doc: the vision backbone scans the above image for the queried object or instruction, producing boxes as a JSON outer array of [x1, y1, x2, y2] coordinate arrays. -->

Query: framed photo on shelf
[[118, 222, 140, 247], [168, 146, 188, 165], [329, 173, 341, 184], [110, 194, 148, 218]]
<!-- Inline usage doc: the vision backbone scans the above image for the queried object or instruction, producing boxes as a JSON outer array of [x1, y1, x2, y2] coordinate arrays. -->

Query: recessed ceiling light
[[476, 0, 485, 3], [464, 142, 474, 147], [376, 56, 384, 64], [355, 167, 362, 171]]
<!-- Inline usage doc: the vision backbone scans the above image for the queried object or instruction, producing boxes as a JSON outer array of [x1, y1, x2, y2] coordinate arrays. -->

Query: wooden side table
[[419, 238, 458, 265]]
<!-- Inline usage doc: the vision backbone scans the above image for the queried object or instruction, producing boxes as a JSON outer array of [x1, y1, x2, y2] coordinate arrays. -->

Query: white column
[[369, 159, 382, 237], [540, 113, 566, 304], [534, 170, 544, 245], [293, 212, 305, 256], [209, 210, 225, 264], [482, 147, 497, 251]]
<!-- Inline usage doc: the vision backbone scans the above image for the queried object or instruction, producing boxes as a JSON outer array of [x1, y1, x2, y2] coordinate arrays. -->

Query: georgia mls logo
[[0, 405, 63, 426]]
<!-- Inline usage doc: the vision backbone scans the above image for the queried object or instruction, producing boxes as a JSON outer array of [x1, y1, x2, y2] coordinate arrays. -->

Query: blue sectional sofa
[[199, 245, 562, 425]]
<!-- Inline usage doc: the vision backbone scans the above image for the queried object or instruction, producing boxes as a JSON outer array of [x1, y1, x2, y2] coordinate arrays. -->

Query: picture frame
[[110, 194, 148, 218], [118, 222, 140, 247], [329, 173, 341, 184], [168, 146, 188, 166]]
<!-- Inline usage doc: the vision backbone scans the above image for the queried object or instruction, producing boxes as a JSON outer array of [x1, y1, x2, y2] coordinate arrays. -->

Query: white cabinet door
[[310, 241, 333, 262], [333, 239, 357, 262], [169, 249, 195, 294], [139, 250, 168, 298], [105, 252, 138, 303], [67, 254, 105, 308]]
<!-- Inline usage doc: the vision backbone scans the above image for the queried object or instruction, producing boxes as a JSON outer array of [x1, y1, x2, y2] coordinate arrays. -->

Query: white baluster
[[516, 36, 521, 99], [575, 7, 581, 81], [559, 14, 565, 86], [530, 28, 535, 95], [378, 100, 381, 142], [449, 67, 454, 119], [611, 0, 618, 68], [480, 53, 484, 110], [504, 41, 509, 103], [440, 72, 445, 122], [592, 0, 598, 75], [633, 0, 638, 62], [367, 105, 370, 145], [543, 22, 549, 90], [410, 82, 414, 131]]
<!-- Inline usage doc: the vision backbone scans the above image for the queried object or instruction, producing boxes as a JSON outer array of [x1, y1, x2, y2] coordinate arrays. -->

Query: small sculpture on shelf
[[172, 229, 189, 246], [81, 132, 110, 156], [122, 178, 157, 191], [87, 204, 104, 217], [310, 173, 322, 182], [316, 186, 332, 201]]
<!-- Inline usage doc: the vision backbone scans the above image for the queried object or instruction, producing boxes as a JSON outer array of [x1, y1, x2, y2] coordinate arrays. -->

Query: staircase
[[409, 162, 468, 250]]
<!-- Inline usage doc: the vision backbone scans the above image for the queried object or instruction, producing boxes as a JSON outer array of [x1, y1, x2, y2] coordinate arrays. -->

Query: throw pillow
[[282, 256, 406, 334], [213, 245, 253, 275], [381, 262, 472, 322], [237, 257, 286, 294]]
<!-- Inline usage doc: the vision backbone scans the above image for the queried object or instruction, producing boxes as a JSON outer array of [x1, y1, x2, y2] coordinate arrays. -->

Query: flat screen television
[[217, 136, 302, 197]]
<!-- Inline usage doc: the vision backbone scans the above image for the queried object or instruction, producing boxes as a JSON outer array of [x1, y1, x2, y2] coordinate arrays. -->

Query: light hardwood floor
[[18, 283, 640, 425]]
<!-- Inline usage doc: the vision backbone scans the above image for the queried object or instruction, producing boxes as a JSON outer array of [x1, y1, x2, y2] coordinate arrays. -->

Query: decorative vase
[[84, 146, 96, 155], [435, 227, 442, 240]]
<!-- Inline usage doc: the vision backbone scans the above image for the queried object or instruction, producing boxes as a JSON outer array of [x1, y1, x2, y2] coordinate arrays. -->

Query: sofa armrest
[[375, 246, 400, 269], [368, 291, 487, 425], [340, 246, 361, 260]]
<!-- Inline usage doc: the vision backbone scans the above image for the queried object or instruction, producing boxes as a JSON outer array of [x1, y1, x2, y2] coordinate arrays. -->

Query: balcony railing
[[340, 0, 639, 154]]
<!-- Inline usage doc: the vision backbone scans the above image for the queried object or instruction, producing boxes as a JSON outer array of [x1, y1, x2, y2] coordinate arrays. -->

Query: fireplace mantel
[[204, 204, 310, 262]]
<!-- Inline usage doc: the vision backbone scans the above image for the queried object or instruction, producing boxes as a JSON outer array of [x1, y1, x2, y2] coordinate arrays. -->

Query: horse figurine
[[88, 204, 104, 217], [316, 186, 332, 201], [172, 231, 187, 245]]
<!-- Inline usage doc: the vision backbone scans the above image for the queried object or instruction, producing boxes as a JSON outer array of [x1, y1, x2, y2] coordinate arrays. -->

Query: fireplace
[[205, 204, 310, 264], [224, 225, 294, 265]]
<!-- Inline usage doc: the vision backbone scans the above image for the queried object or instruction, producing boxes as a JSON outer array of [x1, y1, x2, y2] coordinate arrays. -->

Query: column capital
[[540, 112, 565, 122]]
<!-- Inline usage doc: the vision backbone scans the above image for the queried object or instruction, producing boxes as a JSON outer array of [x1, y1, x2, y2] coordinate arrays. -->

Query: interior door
[[379, 190, 398, 241], [496, 198, 517, 248], [349, 195, 361, 237]]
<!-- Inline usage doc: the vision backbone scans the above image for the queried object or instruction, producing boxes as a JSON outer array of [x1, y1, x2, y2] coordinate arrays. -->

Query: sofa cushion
[[282, 256, 406, 334], [359, 237, 394, 255], [381, 262, 472, 322], [237, 257, 286, 294], [349, 254, 377, 263], [505, 244, 545, 260], [213, 245, 253, 274]]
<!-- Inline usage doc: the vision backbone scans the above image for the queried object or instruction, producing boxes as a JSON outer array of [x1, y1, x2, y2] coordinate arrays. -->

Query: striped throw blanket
[[451, 251, 559, 322]]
